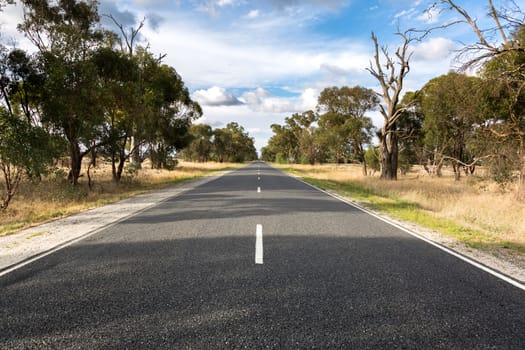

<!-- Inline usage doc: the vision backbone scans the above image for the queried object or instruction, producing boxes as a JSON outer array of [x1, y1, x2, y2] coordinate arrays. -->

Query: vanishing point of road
[[1, 162, 524, 349]]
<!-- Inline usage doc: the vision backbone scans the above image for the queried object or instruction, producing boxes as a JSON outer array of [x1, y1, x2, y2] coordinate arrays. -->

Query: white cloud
[[217, 0, 234, 6], [412, 37, 456, 62], [394, 8, 417, 19], [143, 20, 372, 89], [245, 9, 260, 19], [239, 87, 318, 114], [192, 86, 243, 106]]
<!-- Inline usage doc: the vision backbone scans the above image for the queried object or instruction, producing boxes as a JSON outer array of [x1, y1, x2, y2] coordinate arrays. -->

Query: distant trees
[[180, 122, 257, 163], [262, 86, 378, 169], [317, 86, 377, 174]]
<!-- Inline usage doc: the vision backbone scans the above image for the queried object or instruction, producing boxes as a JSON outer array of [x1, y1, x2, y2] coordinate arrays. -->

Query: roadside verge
[[0, 173, 225, 275]]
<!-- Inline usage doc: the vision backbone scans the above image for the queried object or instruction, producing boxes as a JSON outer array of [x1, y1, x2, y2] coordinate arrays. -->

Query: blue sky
[[2, 0, 522, 151]]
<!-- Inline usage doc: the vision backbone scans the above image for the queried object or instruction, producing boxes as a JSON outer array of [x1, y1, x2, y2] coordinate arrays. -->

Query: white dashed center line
[[255, 224, 263, 264], [257, 187, 261, 193]]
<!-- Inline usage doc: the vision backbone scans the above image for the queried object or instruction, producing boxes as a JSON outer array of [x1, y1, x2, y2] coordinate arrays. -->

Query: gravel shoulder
[[0, 174, 223, 274]]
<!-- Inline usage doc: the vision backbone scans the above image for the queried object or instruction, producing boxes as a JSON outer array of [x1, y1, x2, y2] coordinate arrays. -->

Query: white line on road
[[257, 187, 261, 193], [255, 224, 263, 264], [294, 176, 525, 292]]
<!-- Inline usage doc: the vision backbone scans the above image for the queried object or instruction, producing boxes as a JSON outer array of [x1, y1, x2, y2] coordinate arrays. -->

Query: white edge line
[[255, 224, 263, 264], [0, 171, 235, 278], [290, 175, 525, 292]]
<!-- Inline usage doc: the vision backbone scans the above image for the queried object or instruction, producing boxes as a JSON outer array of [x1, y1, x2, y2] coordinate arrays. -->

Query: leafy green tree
[[435, 1, 525, 196], [266, 123, 298, 163], [0, 107, 62, 210], [180, 124, 214, 162], [475, 26, 525, 191], [317, 86, 377, 174], [91, 47, 138, 182], [364, 146, 380, 175], [17, 0, 110, 185], [397, 91, 425, 175], [212, 123, 257, 162], [421, 72, 480, 180], [0, 48, 45, 126], [141, 63, 202, 169]]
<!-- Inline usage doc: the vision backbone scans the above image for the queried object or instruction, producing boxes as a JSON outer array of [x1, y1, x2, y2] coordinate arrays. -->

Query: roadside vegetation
[[277, 163, 525, 255], [0, 161, 241, 237], [0, 1, 257, 214]]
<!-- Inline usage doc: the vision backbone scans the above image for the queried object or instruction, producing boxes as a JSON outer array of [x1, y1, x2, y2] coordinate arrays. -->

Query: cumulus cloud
[[412, 37, 457, 62], [239, 87, 318, 113], [192, 86, 243, 106]]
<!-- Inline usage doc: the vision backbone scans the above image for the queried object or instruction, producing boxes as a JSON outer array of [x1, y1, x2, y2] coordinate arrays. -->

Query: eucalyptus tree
[[434, 0, 525, 196], [317, 86, 377, 174], [212, 122, 257, 163], [180, 124, 214, 162], [141, 62, 202, 169], [396, 91, 425, 175], [91, 47, 138, 182], [0, 45, 65, 209], [266, 123, 297, 163], [17, 0, 111, 185], [421, 72, 480, 180]]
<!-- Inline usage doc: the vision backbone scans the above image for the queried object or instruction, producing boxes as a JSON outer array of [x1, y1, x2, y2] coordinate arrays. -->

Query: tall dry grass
[[277, 163, 525, 249], [0, 160, 241, 236]]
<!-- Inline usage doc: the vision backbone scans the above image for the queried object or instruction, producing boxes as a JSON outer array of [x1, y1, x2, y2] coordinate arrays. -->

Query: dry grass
[[0, 160, 242, 236], [276, 163, 525, 252]]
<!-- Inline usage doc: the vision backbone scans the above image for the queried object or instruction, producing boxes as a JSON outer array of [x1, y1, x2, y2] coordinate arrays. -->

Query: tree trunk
[[518, 153, 525, 201], [68, 142, 83, 186], [379, 128, 398, 180], [129, 135, 141, 167]]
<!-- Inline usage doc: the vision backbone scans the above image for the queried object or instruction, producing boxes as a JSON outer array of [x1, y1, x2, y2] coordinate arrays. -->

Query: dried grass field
[[276, 163, 525, 255], [0, 161, 241, 236]]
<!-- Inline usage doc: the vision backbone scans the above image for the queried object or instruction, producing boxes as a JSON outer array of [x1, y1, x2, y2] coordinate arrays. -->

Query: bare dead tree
[[367, 29, 429, 180], [431, 0, 525, 70], [104, 14, 145, 57]]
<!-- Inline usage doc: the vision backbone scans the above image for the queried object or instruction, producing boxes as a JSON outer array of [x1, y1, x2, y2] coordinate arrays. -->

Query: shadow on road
[[1, 234, 524, 349]]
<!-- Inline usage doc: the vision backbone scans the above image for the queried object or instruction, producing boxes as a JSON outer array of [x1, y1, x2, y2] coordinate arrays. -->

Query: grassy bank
[[276, 163, 525, 255], [0, 161, 242, 237]]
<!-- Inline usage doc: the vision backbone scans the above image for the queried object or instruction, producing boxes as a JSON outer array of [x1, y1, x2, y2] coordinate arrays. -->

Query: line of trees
[[179, 122, 258, 163], [263, 1, 525, 199], [261, 86, 377, 175], [0, 0, 204, 210]]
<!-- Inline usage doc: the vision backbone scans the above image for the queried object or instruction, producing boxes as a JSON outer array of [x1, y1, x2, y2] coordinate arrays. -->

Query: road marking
[[258, 176, 260, 181], [257, 187, 261, 193], [255, 224, 263, 264], [293, 175, 525, 292]]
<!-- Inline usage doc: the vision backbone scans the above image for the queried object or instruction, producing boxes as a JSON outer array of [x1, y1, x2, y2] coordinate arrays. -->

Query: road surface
[[1, 162, 524, 349]]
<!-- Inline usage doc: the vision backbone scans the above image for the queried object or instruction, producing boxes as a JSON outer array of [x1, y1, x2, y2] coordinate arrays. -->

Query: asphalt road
[[1, 162, 524, 349]]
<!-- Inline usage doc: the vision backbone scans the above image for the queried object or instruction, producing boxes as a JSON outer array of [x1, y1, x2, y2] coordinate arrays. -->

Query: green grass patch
[[294, 175, 525, 254]]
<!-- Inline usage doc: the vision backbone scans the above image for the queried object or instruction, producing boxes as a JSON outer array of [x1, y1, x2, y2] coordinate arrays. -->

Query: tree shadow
[[1, 234, 524, 349]]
